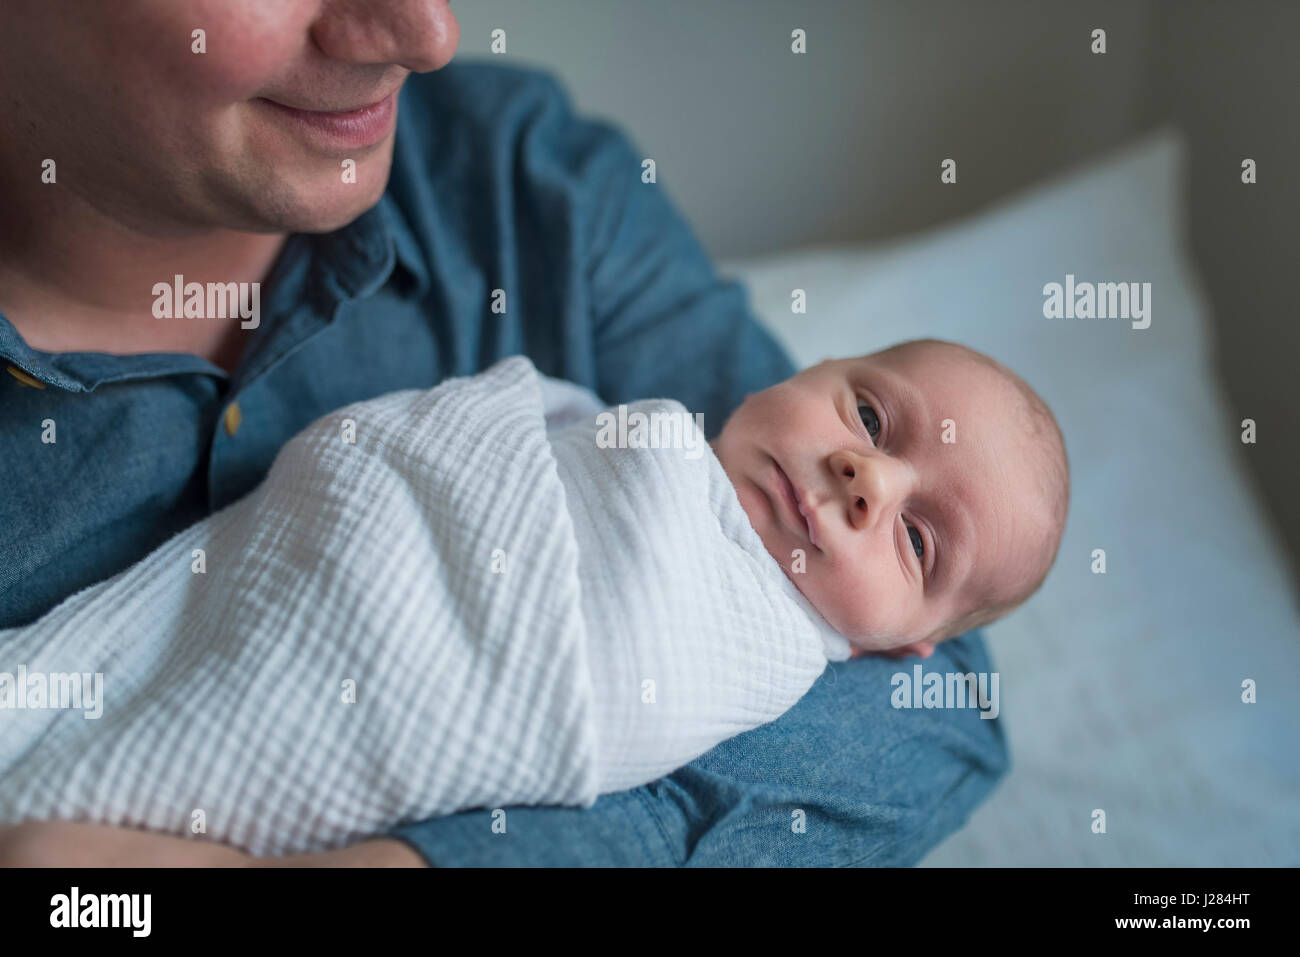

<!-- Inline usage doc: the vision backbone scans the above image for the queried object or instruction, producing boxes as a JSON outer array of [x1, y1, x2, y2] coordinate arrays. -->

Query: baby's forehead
[[845, 346, 1025, 417], [856, 341, 994, 378]]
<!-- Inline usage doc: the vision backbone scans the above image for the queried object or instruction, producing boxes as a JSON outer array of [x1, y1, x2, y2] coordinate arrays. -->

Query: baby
[[0, 339, 1067, 856], [712, 337, 1069, 657]]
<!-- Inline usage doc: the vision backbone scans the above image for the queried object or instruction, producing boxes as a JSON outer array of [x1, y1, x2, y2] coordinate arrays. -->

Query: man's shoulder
[[387, 58, 634, 239], [398, 58, 576, 133]]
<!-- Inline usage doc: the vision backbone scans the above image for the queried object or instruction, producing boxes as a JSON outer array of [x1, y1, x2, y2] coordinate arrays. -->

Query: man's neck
[[0, 183, 287, 373]]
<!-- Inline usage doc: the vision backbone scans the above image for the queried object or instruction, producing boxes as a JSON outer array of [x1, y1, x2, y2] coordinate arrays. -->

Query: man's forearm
[[250, 839, 427, 868], [0, 821, 425, 868]]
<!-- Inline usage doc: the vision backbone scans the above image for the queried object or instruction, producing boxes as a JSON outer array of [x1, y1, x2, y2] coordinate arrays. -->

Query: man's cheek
[[117, 3, 310, 104]]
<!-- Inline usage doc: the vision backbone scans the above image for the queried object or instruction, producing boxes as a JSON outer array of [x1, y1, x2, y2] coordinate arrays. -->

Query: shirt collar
[[0, 192, 430, 393], [309, 191, 429, 304], [378, 191, 431, 299]]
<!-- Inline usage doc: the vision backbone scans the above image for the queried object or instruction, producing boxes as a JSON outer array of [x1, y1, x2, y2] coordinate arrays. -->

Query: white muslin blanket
[[0, 356, 847, 855]]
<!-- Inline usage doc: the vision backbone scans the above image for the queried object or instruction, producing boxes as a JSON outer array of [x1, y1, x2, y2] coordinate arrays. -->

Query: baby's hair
[[876, 338, 1070, 641]]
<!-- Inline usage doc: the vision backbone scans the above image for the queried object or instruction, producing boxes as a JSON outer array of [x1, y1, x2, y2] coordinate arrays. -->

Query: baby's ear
[[900, 641, 935, 660], [874, 641, 935, 661], [849, 640, 937, 660]]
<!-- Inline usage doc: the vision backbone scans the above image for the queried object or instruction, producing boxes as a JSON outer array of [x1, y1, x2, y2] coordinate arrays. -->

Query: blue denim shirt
[[0, 60, 1006, 864]]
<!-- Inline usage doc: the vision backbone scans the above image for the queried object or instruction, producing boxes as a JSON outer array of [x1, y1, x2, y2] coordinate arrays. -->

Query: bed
[[722, 127, 1300, 866]]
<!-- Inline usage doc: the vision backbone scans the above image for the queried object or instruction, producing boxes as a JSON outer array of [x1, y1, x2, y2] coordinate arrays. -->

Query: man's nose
[[312, 0, 460, 74], [828, 448, 909, 533]]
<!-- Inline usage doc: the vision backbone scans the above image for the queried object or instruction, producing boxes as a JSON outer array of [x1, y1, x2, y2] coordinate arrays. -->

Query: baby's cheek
[[799, 570, 862, 637], [822, 563, 920, 646], [734, 484, 767, 541]]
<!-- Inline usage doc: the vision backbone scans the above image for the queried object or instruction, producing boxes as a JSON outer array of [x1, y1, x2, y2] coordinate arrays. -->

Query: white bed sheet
[[721, 128, 1300, 866]]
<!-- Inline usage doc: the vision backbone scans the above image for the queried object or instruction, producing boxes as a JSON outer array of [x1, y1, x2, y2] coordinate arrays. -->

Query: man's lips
[[771, 458, 822, 551], [258, 91, 399, 149]]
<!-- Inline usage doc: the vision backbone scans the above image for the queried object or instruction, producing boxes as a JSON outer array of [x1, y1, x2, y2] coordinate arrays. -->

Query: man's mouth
[[257, 90, 400, 150]]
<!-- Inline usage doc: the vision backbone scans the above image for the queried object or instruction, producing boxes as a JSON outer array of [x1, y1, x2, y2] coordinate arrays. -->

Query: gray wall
[[1147, 1, 1300, 581], [452, 0, 1299, 571]]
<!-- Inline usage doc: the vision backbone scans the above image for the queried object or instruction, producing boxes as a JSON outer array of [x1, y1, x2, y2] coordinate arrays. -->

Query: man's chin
[[279, 196, 385, 234], [220, 144, 395, 234], [242, 179, 389, 234]]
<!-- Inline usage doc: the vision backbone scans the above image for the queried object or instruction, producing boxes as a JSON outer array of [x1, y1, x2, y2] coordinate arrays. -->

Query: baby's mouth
[[798, 497, 823, 550], [771, 458, 822, 552]]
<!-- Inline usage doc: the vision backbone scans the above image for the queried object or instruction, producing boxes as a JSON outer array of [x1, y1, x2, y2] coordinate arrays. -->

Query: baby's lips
[[797, 499, 822, 550]]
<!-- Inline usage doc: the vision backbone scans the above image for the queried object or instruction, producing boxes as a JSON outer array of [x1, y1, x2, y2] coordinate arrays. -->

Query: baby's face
[[711, 344, 1051, 657]]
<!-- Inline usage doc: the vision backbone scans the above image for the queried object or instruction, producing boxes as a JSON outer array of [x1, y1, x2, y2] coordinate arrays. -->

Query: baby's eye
[[907, 524, 924, 560], [857, 400, 881, 440]]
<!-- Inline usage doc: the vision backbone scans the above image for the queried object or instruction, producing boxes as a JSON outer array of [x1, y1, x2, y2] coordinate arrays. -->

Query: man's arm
[[0, 820, 423, 867], [5, 624, 1006, 867], [390, 632, 1007, 866]]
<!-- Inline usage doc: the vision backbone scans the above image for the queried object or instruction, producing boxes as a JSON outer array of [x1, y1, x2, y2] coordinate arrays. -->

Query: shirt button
[[224, 402, 243, 437], [6, 364, 46, 389]]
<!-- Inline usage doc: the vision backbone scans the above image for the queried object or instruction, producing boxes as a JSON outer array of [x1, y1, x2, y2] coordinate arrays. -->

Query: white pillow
[[721, 127, 1300, 866]]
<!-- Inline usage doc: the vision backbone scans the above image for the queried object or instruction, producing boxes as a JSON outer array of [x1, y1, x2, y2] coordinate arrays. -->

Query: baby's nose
[[830, 449, 903, 531]]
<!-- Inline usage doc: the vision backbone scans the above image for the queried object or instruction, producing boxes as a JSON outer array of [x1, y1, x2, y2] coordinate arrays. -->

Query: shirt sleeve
[[389, 630, 1009, 866]]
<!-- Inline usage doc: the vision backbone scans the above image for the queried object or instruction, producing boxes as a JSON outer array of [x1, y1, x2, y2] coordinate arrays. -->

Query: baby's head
[[711, 338, 1068, 659]]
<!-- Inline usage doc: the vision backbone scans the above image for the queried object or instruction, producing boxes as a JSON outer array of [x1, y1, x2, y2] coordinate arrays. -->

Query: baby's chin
[[792, 587, 921, 656]]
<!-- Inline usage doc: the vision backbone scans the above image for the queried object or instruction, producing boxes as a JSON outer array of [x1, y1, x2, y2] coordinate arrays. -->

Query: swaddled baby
[[0, 338, 1066, 856]]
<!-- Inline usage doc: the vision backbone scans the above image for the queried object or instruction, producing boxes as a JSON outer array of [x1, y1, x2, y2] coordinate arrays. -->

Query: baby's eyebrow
[[855, 362, 924, 445]]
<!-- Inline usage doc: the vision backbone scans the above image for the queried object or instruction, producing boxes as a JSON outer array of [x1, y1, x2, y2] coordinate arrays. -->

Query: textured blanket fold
[[0, 356, 846, 855]]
